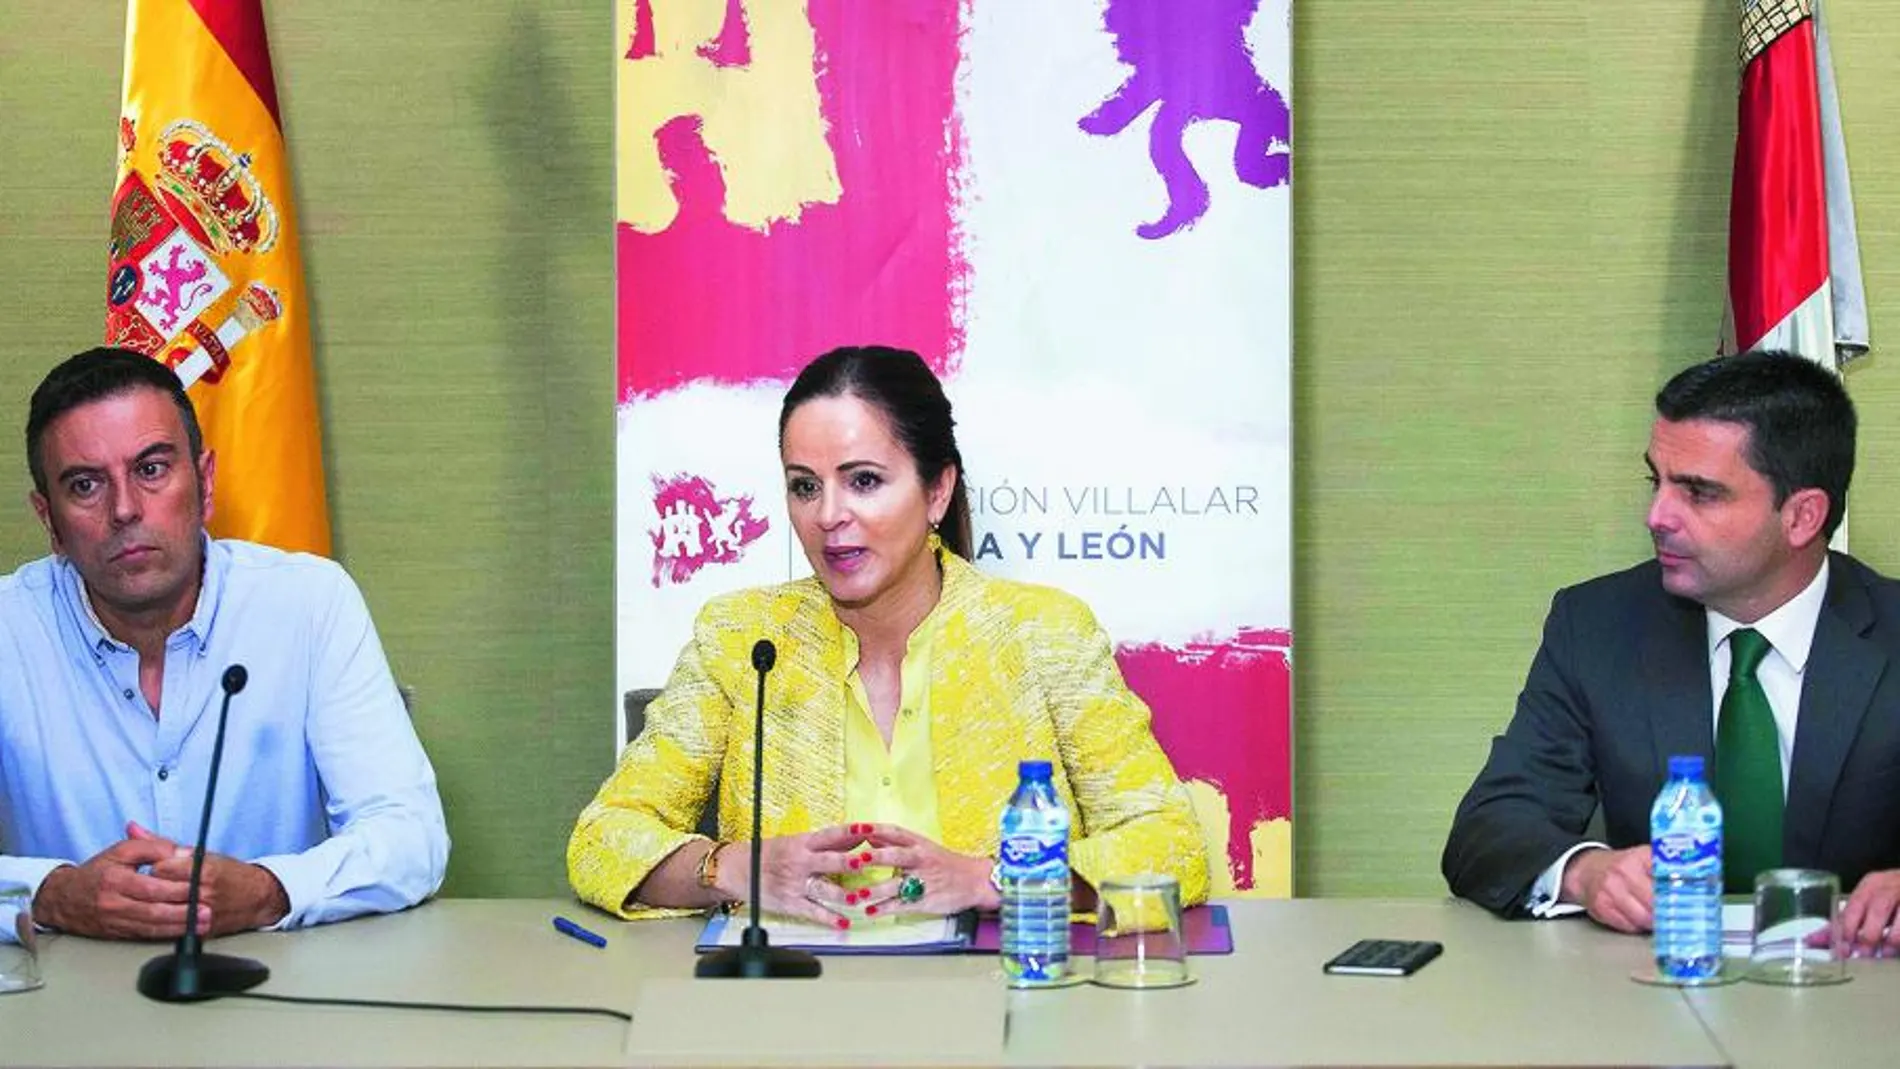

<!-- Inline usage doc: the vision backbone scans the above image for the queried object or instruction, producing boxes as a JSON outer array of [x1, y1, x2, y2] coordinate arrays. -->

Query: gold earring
[[926, 523, 942, 553]]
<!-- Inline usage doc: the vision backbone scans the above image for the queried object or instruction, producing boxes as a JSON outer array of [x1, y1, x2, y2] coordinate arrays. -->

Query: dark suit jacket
[[1443, 552, 1900, 916]]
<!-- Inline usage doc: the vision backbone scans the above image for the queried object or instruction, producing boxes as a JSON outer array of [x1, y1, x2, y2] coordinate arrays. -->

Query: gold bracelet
[[695, 840, 728, 893]]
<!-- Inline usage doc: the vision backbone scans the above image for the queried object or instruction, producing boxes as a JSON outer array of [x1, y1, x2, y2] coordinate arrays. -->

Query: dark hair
[[27, 347, 204, 496], [1655, 350, 1855, 538], [779, 346, 973, 558]]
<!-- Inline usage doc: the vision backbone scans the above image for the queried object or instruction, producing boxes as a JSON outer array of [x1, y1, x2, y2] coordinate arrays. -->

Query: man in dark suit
[[1443, 351, 1900, 957]]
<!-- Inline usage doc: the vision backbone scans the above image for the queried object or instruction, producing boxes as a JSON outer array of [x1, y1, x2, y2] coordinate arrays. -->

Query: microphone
[[138, 665, 271, 1001], [695, 639, 821, 979]]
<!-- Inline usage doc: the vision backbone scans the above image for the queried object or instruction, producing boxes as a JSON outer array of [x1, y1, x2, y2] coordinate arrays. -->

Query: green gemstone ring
[[898, 874, 926, 903]]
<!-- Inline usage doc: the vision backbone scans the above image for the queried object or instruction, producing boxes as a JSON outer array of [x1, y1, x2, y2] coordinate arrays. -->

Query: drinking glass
[[1092, 874, 1191, 989], [0, 882, 41, 994], [1748, 868, 1849, 986]]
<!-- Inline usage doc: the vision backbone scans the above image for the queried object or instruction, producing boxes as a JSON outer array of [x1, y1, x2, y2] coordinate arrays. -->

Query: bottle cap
[[1018, 759, 1053, 781], [1667, 754, 1705, 779]]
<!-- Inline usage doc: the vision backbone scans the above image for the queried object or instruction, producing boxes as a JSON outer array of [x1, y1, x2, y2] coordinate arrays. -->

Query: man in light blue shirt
[[0, 348, 448, 939]]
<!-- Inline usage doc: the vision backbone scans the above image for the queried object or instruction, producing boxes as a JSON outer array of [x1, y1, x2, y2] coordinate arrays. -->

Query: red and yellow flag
[[105, 0, 330, 555]]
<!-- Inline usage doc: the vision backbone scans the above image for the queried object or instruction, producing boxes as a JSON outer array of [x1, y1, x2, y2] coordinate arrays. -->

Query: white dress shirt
[[1526, 560, 1829, 917], [0, 537, 450, 929]]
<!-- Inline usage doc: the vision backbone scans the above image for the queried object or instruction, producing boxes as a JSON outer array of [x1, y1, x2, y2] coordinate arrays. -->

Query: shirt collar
[[837, 551, 958, 674], [1706, 557, 1830, 674], [62, 557, 118, 653], [58, 532, 225, 655]]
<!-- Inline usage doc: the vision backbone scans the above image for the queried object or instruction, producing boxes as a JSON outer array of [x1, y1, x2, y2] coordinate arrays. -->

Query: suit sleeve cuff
[[1527, 841, 1608, 918]]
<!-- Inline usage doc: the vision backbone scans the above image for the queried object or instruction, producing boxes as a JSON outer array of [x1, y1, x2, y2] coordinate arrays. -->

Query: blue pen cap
[[1018, 759, 1053, 781], [1667, 754, 1706, 780]]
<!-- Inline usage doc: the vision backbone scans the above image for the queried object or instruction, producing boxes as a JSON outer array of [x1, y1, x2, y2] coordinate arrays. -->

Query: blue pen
[[553, 915, 607, 949]]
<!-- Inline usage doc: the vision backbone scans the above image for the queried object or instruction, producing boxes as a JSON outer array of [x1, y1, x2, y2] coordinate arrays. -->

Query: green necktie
[[1716, 627, 1783, 894]]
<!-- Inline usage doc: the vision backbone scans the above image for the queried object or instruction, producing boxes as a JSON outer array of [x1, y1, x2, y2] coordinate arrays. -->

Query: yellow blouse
[[568, 552, 1209, 918], [840, 615, 944, 849]]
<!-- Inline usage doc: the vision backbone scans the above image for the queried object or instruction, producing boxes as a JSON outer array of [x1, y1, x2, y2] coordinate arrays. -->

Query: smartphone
[[1322, 938, 1444, 977]]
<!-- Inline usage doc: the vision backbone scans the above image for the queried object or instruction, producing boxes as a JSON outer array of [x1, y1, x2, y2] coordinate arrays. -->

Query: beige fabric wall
[[1, 2, 1897, 897]]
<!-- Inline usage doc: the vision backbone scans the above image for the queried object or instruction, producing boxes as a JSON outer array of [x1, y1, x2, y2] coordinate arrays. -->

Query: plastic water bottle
[[999, 759, 1071, 986], [1651, 754, 1724, 981]]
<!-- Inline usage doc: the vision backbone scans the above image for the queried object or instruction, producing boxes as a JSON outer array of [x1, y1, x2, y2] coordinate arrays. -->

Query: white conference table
[[1, 897, 1890, 1067]]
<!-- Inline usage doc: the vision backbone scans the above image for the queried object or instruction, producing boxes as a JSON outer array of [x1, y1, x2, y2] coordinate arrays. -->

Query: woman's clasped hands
[[741, 822, 1001, 929]]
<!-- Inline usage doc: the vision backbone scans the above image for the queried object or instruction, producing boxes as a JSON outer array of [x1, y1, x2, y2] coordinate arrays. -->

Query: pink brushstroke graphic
[[627, 0, 657, 60], [697, 0, 753, 67], [627, 0, 750, 64], [618, 0, 967, 400], [1116, 628, 1292, 889], [649, 474, 771, 587]]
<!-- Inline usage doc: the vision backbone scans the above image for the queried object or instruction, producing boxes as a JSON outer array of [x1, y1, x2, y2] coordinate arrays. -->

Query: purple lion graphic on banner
[[1080, 0, 1291, 239]]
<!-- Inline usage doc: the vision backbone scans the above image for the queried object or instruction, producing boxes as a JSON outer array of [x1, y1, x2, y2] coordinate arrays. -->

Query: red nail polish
[[846, 891, 859, 904], [848, 858, 861, 870], [836, 917, 851, 930], [859, 850, 873, 862], [865, 905, 879, 916]]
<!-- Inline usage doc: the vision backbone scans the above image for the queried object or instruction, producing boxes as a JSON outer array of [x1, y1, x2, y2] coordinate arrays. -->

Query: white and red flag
[[1720, 0, 1869, 367]]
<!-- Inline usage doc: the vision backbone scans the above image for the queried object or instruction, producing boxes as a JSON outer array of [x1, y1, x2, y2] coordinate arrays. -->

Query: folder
[[696, 904, 1234, 956]]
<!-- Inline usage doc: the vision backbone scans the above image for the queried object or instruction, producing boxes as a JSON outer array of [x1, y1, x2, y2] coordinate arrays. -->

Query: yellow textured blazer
[[568, 552, 1209, 917]]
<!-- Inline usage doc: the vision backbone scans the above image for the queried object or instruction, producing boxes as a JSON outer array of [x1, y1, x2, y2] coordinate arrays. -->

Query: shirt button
[[123, 688, 136, 701], [901, 708, 913, 718], [881, 776, 892, 787], [157, 767, 169, 781]]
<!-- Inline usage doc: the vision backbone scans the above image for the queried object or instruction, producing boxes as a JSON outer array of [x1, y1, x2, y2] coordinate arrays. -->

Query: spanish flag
[[105, 0, 331, 555]]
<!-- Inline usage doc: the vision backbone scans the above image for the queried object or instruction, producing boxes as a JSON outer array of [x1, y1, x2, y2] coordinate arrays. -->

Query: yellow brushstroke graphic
[[618, 0, 841, 232], [1186, 780, 1291, 898]]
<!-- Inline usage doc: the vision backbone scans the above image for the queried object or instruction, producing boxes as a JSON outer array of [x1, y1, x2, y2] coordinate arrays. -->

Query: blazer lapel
[[1785, 560, 1888, 862], [1646, 590, 1715, 776], [928, 663, 1009, 857], [748, 587, 847, 835], [928, 557, 1012, 857]]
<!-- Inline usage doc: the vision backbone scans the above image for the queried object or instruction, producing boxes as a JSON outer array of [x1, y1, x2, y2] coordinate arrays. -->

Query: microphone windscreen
[[751, 639, 777, 673], [222, 665, 249, 695]]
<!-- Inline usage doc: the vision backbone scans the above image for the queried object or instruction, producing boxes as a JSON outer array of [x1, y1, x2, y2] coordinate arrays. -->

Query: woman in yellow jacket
[[568, 346, 1207, 925]]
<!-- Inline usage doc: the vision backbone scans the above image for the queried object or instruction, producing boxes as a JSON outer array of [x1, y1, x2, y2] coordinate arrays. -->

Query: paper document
[[1722, 902, 1752, 957], [698, 911, 970, 954], [1723, 900, 1834, 959]]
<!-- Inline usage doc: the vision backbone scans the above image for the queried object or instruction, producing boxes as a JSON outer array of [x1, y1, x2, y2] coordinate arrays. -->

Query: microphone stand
[[695, 640, 821, 979], [138, 665, 271, 1001]]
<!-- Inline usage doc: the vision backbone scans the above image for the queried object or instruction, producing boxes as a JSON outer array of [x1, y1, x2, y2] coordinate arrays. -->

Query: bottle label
[[1653, 829, 1719, 865], [1000, 834, 1068, 872]]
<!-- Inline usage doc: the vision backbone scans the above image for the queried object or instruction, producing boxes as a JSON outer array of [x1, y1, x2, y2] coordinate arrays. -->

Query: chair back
[[622, 687, 663, 749]]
